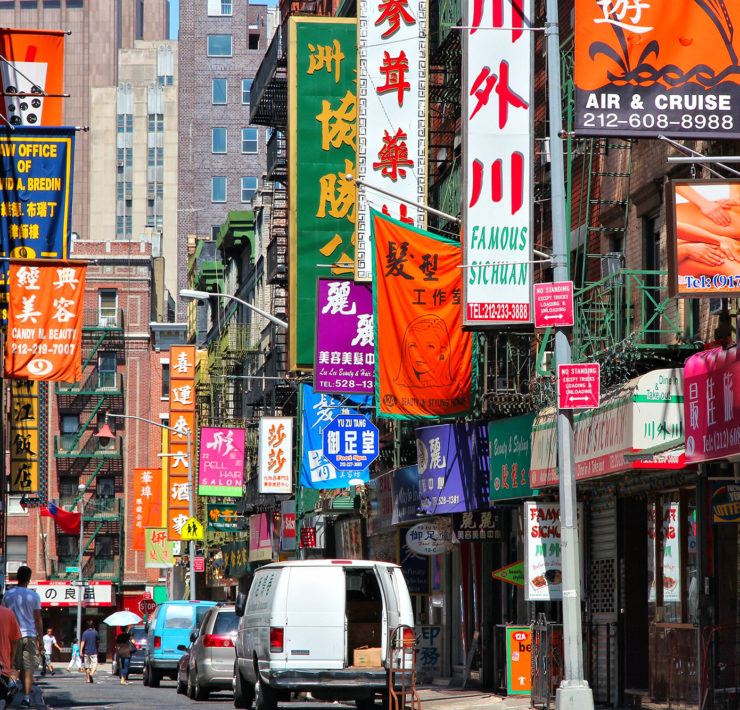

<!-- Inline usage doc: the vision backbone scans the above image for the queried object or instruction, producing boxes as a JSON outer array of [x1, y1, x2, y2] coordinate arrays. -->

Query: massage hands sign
[[675, 185, 740, 269]]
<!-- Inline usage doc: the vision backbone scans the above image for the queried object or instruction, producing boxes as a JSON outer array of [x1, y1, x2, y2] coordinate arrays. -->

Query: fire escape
[[49, 308, 125, 588]]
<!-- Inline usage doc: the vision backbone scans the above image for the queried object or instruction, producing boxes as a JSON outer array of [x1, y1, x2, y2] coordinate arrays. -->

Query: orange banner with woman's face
[[5, 260, 86, 381], [372, 210, 474, 418]]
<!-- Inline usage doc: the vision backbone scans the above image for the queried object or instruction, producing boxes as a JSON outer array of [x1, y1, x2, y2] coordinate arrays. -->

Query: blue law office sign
[[322, 414, 379, 471]]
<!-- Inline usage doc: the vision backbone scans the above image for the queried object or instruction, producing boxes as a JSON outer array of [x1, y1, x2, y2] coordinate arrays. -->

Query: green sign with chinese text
[[489, 413, 537, 501], [289, 17, 357, 369], [207, 503, 244, 532]]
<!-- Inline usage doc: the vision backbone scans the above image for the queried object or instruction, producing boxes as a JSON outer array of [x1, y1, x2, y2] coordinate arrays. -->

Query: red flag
[[40, 501, 80, 535]]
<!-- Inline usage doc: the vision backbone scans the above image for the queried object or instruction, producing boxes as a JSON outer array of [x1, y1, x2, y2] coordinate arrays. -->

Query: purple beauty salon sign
[[416, 421, 490, 514], [198, 426, 245, 497], [315, 278, 374, 395]]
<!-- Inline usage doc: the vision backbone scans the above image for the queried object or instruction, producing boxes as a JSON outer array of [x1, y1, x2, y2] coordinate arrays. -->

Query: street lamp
[[179, 289, 288, 330], [76, 483, 86, 649], [96, 412, 196, 602]]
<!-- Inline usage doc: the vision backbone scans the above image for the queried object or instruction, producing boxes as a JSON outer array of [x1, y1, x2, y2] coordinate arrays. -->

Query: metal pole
[[544, 0, 594, 706], [187, 430, 195, 602], [76, 492, 84, 647]]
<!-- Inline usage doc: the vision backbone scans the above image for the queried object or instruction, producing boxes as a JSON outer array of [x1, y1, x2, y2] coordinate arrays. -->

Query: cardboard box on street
[[353, 646, 382, 667]]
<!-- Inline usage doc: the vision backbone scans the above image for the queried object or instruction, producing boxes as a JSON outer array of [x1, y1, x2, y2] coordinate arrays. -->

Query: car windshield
[[213, 611, 238, 635]]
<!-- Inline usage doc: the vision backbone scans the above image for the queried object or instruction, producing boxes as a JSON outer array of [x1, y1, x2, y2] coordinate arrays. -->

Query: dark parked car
[[176, 643, 192, 695], [112, 625, 147, 676]]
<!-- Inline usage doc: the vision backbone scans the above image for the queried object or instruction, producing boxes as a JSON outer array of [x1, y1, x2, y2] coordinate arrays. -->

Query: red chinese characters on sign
[[533, 282, 574, 328], [558, 363, 600, 409], [377, 51, 410, 105], [375, 0, 415, 38], [258, 417, 293, 494]]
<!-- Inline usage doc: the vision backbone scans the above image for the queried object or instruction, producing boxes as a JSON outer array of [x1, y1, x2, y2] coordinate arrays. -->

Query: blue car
[[143, 600, 217, 687]]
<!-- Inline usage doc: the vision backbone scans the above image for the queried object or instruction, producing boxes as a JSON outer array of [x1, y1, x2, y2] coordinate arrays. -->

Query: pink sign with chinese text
[[249, 513, 273, 562], [462, 0, 533, 325], [685, 345, 740, 463], [534, 282, 574, 328], [198, 426, 246, 497], [558, 363, 600, 409]]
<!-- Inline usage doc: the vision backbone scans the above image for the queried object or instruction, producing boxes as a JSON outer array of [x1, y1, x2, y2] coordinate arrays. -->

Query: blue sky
[[170, 0, 179, 39]]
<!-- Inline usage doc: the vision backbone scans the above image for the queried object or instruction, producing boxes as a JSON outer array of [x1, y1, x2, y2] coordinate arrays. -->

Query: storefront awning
[[530, 368, 685, 487]]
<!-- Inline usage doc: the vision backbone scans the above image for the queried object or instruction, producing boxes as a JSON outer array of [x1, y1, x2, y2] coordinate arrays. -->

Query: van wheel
[[255, 676, 277, 710], [234, 667, 255, 708], [149, 667, 161, 688], [142, 663, 150, 686], [194, 670, 209, 701]]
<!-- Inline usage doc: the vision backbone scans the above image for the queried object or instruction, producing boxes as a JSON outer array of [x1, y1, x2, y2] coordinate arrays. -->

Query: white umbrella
[[103, 610, 142, 627]]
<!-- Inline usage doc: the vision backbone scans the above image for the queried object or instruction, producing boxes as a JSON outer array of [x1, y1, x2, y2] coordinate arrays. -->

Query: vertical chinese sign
[[9, 380, 39, 495], [356, 0, 427, 282], [288, 17, 357, 370], [198, 426, 245, 497], [371, 210, 474, 418], [167, 345, 196, 541], [258, 416, 293, 494], [314, 278, 374, 395], [132, 468, 163, 551], [575, 0, 740, 138], [144, 528, 175, 569], [462, 0, 533, 325]]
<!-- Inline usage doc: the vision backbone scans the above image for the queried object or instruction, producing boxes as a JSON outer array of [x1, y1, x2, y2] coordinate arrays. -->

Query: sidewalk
[[416, 686, 532, 709]]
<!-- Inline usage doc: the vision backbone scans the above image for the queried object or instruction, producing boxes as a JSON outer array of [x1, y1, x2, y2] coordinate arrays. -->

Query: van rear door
[[283, 566, 345, 669]]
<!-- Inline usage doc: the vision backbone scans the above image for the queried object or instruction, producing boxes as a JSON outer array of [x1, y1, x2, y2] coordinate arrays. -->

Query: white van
[[233, 559, 414, 710]]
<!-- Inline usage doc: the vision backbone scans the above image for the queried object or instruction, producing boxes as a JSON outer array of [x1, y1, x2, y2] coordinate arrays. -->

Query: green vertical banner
[[489, 413, 537, 501], [288, 17, 357, 370]]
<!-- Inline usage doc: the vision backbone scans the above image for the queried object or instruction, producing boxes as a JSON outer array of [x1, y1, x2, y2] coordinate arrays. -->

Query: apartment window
[[207, 0, 232, 15], [147, 113, 163, 132], [66, 0, 83, 6], [207, 34, 232, 57], [96, 478, 115, 498], [0, 1, 14, 7], [241, 177, 258, 203], [161, 363, 170, 399], [242, 127, 258, 154], [19, 0, 37, 7], [212, 176, 227, 202], [56, 535, 77, 560], [211, 226, 221, 240], [60, 414, 79, 451], [44, 1, 61, 8], [95, 535, 116, 573], [147, 147, 163, 166], [212, 78, 227, 105], [59, 478, 79, 499], [98, 352, 116, 389], [117, 147, 132, 167], [212, 127, 227, 154], [99, 289, 118, 325], [7, 537, 27, 575], [242, 78, 252, 105], [249, 32, 260, 50]]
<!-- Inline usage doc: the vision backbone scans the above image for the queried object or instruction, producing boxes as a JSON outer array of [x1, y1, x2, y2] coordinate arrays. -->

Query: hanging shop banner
[[132, 468, 163, 551], [462, 0, 533, 326], [355, 0, 427, 282], [648, 501, 681, 603], [524, 501, 584, 602], [9, 380, 39, 494], [372, 210, 474, 418], [406, 519, 456, 556], [416, 422, 490, 514], [684, 346, 740, 463], [207, 503, 245, 532], [490, 413, 537, 500], [399, 524, 431, 593], [711, 482, 740, 524], [30, 581, 113, 607], [666, 180, 740, 297], [0, 29, 66, 126], [198, 426, 246, 497], [300, 384, 372, 489], [288, 17, 357, 370], [452, 510, 505, 542], [249, 513, 273, 562], [258, 416, 293, 494], [280, 500, 296, 552], [574, 0, 740, 139], [223, 540, 249, 578], [531, 368, 685, 487], [315, 278, 374, 395], [144, 528, 175, 569], [5, 260, 86, 381]]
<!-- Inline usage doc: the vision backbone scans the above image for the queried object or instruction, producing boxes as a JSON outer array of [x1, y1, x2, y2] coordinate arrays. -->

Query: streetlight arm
[[105, 412, 179, 436], [179, 289, 288, 330]]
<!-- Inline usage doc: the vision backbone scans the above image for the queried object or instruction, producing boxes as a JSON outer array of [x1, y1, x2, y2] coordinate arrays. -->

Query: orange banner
[[371, 210, 474, 418], [5, 260, 86, 381], [132, 468, 163, 551], [0, 28, 65, 126]]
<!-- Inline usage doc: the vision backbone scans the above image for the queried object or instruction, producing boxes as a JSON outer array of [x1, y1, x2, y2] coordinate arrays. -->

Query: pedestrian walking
[[1, 565, 42, 708], [67, 638, 81, 673], [79, 620, 99, 684], [115, 627, 134, 685], [41, 629, 62, 676], [0, 595, 22, 706]]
